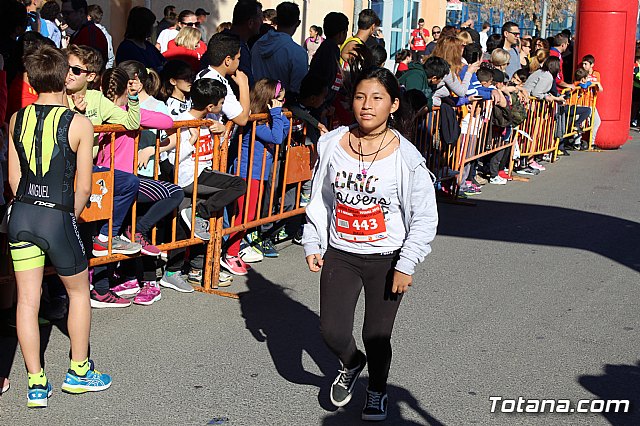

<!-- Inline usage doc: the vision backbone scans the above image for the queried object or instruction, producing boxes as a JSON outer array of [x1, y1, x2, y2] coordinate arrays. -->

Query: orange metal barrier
[[414, 106, 462, 198], [205, 111, 315, 289], [0, 96, 588, 294], [514, 97, 559, 160], [562, 86, 599, 150], [457, 100, 516, 183]]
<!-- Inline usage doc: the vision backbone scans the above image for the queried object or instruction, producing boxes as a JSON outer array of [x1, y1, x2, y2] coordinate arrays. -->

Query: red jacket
[[163, 40, 207, 71]]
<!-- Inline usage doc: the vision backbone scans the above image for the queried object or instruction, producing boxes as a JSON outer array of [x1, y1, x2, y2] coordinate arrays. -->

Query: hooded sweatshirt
[[302, 126, 438, 276], [251, 31, 308, 94]]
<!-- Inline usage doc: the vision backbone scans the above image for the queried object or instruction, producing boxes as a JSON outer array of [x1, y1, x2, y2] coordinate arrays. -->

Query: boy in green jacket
[[64, 44, 142, 257]]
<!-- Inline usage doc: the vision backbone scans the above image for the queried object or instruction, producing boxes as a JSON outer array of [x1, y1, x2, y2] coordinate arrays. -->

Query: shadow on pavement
[[579, 361, 640, 426], [238, 269, 445, 423], [438, 200, 640, 273], [238, 269, 338, 411]]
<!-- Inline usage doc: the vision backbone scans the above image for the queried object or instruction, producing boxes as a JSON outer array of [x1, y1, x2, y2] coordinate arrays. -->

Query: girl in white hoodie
[[302, 67, 438, 421]]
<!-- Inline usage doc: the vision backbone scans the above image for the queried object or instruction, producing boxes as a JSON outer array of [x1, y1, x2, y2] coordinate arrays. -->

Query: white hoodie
[[303, 126, 439, 276]]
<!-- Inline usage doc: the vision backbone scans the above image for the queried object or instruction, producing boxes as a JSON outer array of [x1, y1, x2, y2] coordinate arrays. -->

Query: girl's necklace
[[357, 126, 387, 139], [348, 129, 389, 181]]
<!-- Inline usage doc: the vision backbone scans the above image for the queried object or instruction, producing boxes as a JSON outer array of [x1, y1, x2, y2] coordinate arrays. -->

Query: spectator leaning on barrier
[[64, 44, 143, 256], [61, 0, 108, 64], [581, 54, 602, 145], [221, 78, 290, 276], [196, 32, 250, 127], [252, 1, 308, 95], [166, 78, 246, 244], [430, 36, 480, 107], [87, 4, 114, 69]]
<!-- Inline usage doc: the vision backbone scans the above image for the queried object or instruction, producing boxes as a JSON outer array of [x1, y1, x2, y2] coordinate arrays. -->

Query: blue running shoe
[[61, 361, 111, 394], [27, 382, 52, 408], [261, 238, 279, 258]]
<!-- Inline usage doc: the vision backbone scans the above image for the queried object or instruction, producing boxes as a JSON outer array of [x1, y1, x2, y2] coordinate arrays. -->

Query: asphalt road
[[1, 135, 639, 426]]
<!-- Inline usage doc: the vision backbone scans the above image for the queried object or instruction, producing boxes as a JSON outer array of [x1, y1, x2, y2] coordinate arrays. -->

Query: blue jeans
[[93, 166, 139, 236]]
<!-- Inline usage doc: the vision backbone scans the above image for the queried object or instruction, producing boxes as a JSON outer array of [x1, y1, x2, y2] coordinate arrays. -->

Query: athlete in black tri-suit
[[7, 45, 112, 408]]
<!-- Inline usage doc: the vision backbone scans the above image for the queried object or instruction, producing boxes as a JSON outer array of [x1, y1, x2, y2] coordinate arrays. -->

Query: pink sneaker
[[220, 255, 248, 276], [112, 279, 140, 297], [123, 227, 161, 257], [133, 281, 162, 305], [529, 160, 546, 171]]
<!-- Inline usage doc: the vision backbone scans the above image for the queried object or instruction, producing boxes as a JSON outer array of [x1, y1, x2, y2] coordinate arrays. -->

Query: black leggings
[[320, 246, 403, 393]]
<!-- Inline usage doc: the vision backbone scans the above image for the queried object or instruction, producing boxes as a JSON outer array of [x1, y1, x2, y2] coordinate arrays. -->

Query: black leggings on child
[[319, 246, 403, 393]]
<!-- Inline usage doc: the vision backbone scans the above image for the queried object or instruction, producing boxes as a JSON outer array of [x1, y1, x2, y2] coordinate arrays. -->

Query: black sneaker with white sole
[[362, 388, 388, 421], [330, 351, 366, 407]]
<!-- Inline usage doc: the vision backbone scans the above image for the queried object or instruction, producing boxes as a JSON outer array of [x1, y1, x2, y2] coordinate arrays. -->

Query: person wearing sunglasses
[[65, 44, 145, 257], [424, 26, 441, 56], [158, 10, 199, 54], [501, 21, 522, 79]]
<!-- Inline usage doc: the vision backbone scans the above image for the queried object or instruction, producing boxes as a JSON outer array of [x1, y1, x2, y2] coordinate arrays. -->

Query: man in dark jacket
[[309, 12, 349, 94]]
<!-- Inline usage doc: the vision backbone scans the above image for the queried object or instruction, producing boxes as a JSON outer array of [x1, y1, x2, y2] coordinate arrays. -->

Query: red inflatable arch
[[574, 0, 639, 149]]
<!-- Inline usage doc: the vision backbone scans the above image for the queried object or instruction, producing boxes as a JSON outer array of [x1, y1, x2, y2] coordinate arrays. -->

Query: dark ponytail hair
[[352, 67, 414, 140], [158, 60, 194, 101], [117, 60, 162, 97]]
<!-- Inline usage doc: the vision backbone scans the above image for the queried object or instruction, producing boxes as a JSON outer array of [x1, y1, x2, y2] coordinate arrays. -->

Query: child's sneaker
[[90, 290, 132, 308], [61, 361, 111, 394], [498, 170, 512, 181], [218, 271, 233, 286], [123, 227, 161, 256], [529, 160, 546, 171], [181, 207, 210, 240], [330, 351, 366, 407], [92, 235, 141, 256], [187, 268, 202, 285], [261, 238, 279, 258], [133, 281, 162, 305], [220, 254, 248, 276], [299, 193, 311, 207], [160, 271, 194, 293], [489, 176, 507, 185], [27, 381, 52, 408], [111, 279, 140, 297], [361, 389, 388, 421], [239, 239, 263, 263]]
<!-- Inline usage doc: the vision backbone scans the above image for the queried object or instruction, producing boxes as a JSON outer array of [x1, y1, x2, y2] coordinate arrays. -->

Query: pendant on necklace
[[360, 169, 367, 180]]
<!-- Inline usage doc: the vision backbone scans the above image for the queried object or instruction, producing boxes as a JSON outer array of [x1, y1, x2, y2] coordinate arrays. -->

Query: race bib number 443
[[336, 203, 387, 242]]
